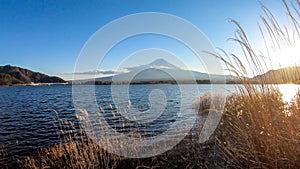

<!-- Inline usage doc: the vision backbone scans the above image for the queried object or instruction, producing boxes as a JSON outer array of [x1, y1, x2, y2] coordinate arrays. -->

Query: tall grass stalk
[[212, 0, 300, 168]]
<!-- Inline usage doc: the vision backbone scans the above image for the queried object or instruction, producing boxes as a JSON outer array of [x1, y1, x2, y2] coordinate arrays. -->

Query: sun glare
[[277, 84, 300, 102], [269, 40, 300, 69]]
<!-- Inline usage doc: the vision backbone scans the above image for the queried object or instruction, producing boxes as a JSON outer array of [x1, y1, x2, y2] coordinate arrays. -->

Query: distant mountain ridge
[[0, 65, 66, 85], [91, 60, 300, 85], [251, 66, 300, 84], [87, 59, 237, 84]]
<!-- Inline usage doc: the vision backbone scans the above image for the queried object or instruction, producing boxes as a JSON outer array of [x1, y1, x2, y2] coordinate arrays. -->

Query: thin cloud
[[59, 69, 129, 81], [60, 69, 128, 75]]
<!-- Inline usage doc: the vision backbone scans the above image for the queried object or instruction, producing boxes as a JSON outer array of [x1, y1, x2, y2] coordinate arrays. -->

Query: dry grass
[[211, 0, 300, 168], [20, 89, 300, 168], [21, 115, 121, 169], [19, 109, 216, 169], [215, 90, 300, 168]]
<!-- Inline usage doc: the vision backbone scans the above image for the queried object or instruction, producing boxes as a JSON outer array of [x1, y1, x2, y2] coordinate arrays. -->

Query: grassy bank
[[15, 88, 299, 169]]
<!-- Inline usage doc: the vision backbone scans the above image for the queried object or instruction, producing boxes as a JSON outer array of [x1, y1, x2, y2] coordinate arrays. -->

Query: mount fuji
[[91, 59, 236, 84]]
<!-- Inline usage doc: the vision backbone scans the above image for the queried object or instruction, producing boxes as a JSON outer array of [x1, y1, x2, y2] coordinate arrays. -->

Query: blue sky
[[0, 0, 292, 79]]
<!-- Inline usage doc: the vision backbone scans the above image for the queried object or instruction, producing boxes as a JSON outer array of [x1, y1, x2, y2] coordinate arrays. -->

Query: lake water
[[0, 84, 299, 166]]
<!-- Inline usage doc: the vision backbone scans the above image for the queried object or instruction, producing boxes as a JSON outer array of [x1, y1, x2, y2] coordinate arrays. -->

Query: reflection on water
[[276, 84, 300, 102]]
